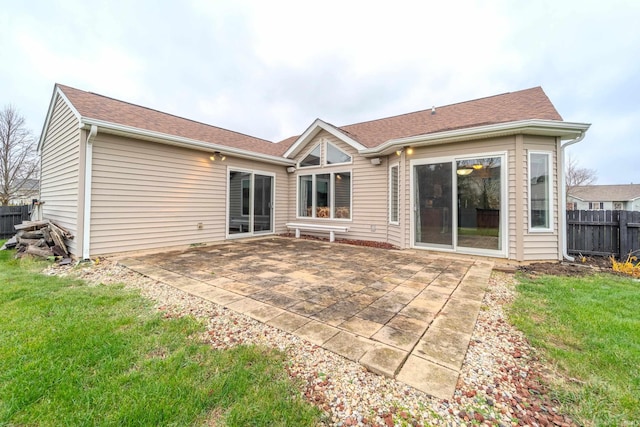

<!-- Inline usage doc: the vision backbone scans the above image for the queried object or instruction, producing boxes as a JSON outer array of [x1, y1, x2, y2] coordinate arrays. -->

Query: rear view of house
[[38, 84, 590, 261]]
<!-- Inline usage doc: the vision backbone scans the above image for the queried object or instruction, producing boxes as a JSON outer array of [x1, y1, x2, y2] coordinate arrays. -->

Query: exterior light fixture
[[395, 149, 402, 156], [406, 147, 414, 155], [286, 166, 296, 173], [210, 151, 226, 161], [370, 158, 382, 165]]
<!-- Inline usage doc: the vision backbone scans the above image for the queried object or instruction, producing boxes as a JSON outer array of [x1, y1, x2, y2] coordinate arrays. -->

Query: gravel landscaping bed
[[44, 260, 575, 427]]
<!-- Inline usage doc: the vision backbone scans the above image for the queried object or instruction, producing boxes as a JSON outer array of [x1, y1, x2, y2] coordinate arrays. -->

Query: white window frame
[[589, 201, 604, 210], [325, 141, 353, 166], [298, 143, 322, 169], [296, 170, 352, 221], [389, 163, 400, 225], [528, 151, 553, 232], [225, 167, 276, 240], [409, 151, 508, 258]]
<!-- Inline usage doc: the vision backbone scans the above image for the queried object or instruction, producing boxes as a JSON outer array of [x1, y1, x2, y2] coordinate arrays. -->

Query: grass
[[0, 248, 320, 426], [510, 272, 640, 425]]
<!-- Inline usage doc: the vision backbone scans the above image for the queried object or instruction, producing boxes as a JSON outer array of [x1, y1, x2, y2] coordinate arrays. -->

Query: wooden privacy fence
[[0, 205, 31, 238], [567, 210, 640, 259]]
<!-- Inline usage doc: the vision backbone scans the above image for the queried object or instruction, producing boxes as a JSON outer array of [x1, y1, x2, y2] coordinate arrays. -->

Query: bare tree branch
[[565, 154, 597, 200], [0, 105, 39, 205]]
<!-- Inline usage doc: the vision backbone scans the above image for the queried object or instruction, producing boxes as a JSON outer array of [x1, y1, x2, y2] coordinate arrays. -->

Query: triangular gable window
[[326, 142, 351, 165], [299, 144, 321, 167]]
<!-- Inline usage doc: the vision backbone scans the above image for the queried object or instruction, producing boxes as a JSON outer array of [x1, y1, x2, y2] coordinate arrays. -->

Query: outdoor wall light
[[210, 151, 226, 161], [286, 166, 296, 173], [370, 157, 382, 165], [406, 147, 414, 155]]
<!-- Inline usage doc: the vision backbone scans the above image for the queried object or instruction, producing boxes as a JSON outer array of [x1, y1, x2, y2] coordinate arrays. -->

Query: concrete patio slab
[[294, 320, 340, 346], [396, 355, 459, 400], [339, 317, 384, 338], [117, 236, 494, 399], [266, 312, 311, 332], [413, 326, 472, 370], [323, 331, 375, 362], [372, 326, 421, 352], [359, 344, 408, 378]]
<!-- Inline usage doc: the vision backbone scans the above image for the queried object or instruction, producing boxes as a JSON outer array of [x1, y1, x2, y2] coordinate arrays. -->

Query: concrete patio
[[117, 237, 493, 399]]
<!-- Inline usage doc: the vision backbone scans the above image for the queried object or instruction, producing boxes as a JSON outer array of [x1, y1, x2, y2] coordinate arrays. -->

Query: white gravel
[[44, 259, 576, 427]]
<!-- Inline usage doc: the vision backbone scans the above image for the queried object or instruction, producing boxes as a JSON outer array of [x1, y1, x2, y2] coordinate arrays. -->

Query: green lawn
[[510, 272, 640, 426], [0, 249, 320, 426]]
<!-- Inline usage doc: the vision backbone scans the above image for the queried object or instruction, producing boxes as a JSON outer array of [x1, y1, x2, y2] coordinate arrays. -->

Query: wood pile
[[1, 220, 74, 262]]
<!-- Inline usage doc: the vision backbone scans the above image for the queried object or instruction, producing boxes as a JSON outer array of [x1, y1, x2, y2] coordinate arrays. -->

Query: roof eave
[[359, 119, 592, 157], [80, 119, 295, 166]]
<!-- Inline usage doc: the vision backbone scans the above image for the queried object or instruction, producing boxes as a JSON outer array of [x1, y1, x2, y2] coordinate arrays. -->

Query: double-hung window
[[528, 151, 552, 231]]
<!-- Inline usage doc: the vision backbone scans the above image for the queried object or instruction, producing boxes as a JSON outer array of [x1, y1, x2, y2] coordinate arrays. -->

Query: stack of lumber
[[1, 220, 74, 260]]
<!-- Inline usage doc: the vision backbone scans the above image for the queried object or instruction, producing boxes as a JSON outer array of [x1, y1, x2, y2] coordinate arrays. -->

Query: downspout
[[82, 125, 98, 260], [560, 131, 586, 262]]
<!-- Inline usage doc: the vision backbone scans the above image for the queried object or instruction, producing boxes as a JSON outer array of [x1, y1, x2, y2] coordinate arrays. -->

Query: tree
[[565, 154, 597, 199], [0, 105, 39, 205]]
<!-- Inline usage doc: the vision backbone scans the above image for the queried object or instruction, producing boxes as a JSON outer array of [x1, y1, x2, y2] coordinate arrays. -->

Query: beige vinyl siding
[[40, 96, 81, 256], [289, 131, 389, 243], [89, 134, 288, 255], [521, 135, 561, 261]]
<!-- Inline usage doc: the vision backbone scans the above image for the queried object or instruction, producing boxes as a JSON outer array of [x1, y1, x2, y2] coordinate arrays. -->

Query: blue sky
[[1, 0, 638, 184]]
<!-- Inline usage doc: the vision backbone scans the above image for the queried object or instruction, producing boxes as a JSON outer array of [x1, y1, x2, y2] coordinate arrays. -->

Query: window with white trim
[[389, 164, 399, 224], [528, 151, 552, 231], [589, 202, 604, 210], [298, 172, 351, 219], [299, 144, 321, 168], [326, 142, 352, 165]]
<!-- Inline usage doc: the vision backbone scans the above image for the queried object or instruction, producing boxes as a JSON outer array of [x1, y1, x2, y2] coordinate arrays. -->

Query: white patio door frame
[[226, 167, 275, 239], [410, 151, 508, 258]]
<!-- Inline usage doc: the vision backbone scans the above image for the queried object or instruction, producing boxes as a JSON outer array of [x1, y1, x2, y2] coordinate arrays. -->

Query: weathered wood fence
[[0, 205, 30, 238], [567, 210, 640, 259]]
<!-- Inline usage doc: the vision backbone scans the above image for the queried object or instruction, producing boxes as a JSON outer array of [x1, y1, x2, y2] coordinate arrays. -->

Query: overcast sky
[[2, 0, 638, 184]]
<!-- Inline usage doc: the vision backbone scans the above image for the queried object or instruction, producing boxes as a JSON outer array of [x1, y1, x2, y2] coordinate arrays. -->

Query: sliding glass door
[[414, 162, 453, 248], [413, 154, 505, 255], [228, 170, 273, 236], [456, 156, 502, 251]]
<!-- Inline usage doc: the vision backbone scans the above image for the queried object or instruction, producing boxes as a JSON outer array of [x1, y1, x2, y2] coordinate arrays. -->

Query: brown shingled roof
[[57, 84, 287, 157], [335, 87, 562, 148]]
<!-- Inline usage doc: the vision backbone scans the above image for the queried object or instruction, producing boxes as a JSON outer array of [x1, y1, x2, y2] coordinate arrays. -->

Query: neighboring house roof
[[14, 178, 39, 191], [54, 84, 288, 157], [568, 184, 640, 202]]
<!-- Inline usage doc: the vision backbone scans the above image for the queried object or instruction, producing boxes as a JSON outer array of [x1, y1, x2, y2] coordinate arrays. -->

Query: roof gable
[[283, 118, 366, 158], [54, 84, 287, 157]]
